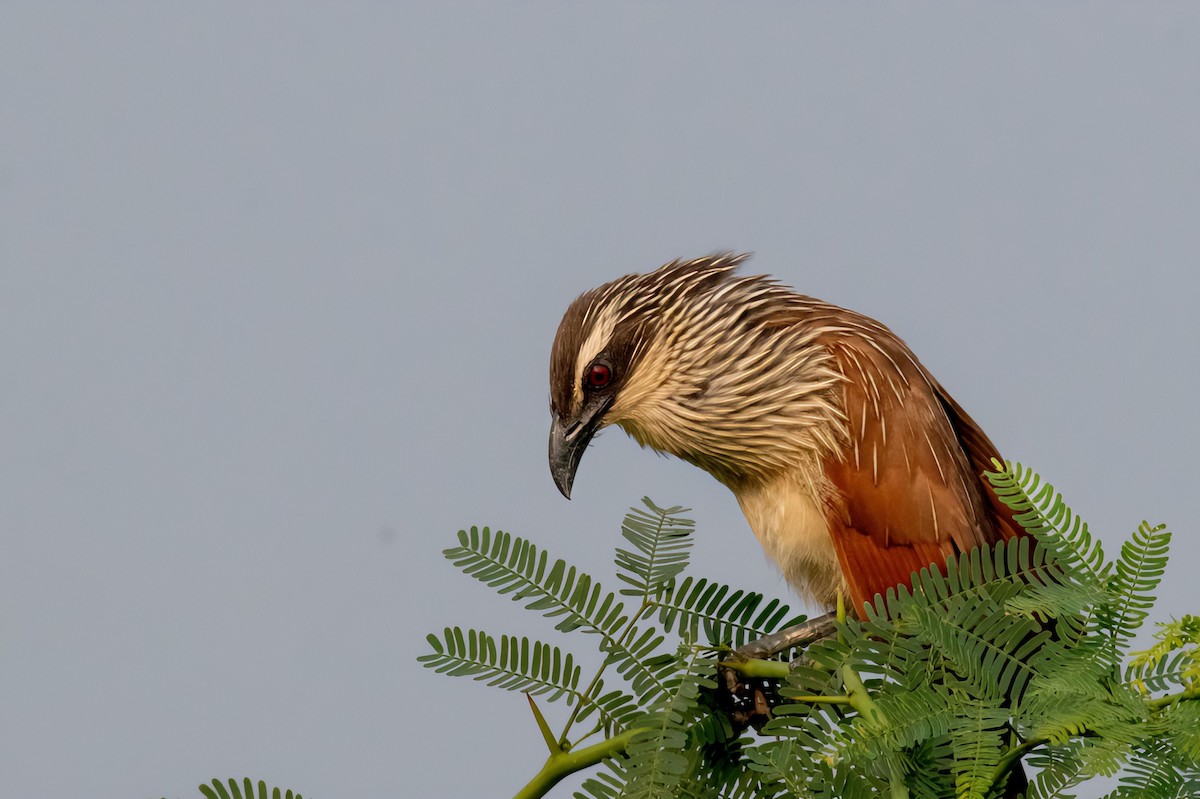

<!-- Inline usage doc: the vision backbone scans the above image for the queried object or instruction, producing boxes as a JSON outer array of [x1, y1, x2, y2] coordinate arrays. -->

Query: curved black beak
[[548, 399, 611, 499]]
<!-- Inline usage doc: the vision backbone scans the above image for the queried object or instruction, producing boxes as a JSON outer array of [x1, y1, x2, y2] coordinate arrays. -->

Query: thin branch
[[988, 685, 1200, 792], [733, 613, 837, 659], [1145, 684, 1200, 711]]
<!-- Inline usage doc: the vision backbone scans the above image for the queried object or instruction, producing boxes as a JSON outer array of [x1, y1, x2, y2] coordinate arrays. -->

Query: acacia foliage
[[420, 463, 1200, 799]]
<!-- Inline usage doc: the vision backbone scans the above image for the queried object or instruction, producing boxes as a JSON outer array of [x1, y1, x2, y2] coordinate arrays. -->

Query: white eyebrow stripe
[[573, 306, 619, 411]]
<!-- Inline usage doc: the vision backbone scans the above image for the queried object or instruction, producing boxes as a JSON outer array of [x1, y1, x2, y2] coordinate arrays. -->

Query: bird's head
[[547, 254, 845, 498]]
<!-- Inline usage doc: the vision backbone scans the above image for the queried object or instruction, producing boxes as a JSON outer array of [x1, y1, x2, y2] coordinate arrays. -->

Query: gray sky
[[2, 5, 1198, 799]]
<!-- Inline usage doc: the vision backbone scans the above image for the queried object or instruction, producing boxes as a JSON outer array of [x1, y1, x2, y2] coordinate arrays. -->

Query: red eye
[[586, 362, 612, 389]]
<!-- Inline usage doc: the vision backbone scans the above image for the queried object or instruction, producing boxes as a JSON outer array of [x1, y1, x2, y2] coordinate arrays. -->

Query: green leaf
[[948, 698, 1006, 799], [615, 498, 695, 599], [985, 460, 1107, 581], [1103, 522, 1171, 658], [422, 476, 1196, 799], [197, 781, 300, 799], [418, 627, 581, 702], [652, 575, 802, 649], [444, 526, 629, 636]]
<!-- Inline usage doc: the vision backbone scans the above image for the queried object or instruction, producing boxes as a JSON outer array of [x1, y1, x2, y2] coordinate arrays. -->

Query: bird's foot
[[716, 614, 838, 731]]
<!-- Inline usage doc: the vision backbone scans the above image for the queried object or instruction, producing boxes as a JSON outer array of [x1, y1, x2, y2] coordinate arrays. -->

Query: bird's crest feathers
[[549, 254, 848, 485]]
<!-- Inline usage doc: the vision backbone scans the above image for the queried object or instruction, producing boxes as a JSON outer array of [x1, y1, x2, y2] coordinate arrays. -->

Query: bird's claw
[[715, 614, 838, 731]]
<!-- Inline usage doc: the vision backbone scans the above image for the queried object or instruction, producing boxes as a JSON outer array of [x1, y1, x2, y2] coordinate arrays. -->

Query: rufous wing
[[820, 330, 1015, 613]]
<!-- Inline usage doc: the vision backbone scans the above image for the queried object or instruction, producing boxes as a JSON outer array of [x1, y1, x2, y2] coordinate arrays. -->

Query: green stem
[[887, 758, 910, 799], [988, 685, 1200, 791], [789, 694, 853, 705], [990, 734, 1047, 788], [720, 657, 791, 679], [839, 665, 884, 725], [512, 728, 640, 799], [840, 664, 908, 799], [1146, 684, 1200, 711]]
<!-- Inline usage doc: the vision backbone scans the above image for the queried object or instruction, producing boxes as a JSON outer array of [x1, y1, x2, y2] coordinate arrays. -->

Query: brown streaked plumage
[[548, 253, 1022, 613]]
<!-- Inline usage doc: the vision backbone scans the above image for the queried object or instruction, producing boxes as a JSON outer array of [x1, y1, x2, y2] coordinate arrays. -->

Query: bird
[[547, 253, 1023, 615]]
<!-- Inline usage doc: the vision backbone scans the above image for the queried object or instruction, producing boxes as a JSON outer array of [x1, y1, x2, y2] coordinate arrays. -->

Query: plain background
[[2, 5, 1197, 798]]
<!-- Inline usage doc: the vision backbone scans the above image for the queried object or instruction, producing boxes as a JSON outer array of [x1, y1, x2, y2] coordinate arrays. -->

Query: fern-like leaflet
[[420, 461, 1196, 799], [621, 647, 712, 799], [948, 697, 1007, 799], [986, 460, 1107, 581], [444, 526, 628, 636], [1103, 521, 1171, 660], [197, 779, 301, 799], [652, 576, 803, 651], [615, 498, 694, 600], [419, 627, 581, 701], [1128, 615, 1200, 695]]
